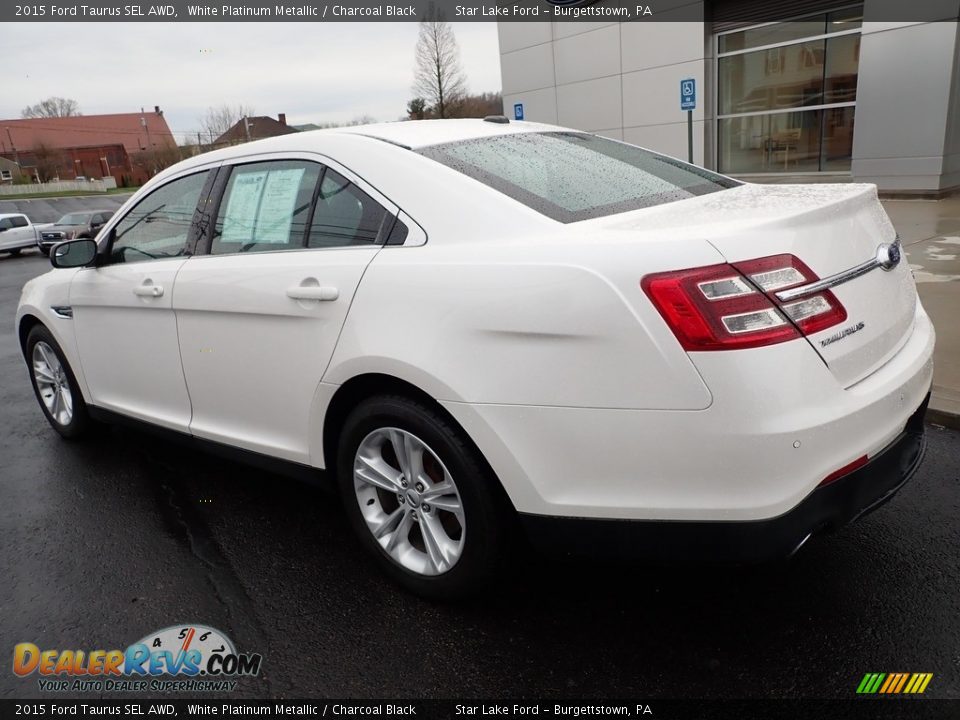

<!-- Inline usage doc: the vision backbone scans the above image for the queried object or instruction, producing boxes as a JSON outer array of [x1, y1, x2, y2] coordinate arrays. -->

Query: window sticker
[[255, 167, 305, 244], [220, 170, 267, 244]]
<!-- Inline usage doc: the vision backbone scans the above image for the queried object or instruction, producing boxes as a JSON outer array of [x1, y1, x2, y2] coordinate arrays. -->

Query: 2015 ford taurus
[[16, 119, 934, 597]]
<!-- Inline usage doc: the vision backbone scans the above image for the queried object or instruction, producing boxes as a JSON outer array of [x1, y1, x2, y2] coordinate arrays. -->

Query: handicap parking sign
[[680, 79, 696, 111], [514, 103, 524, 121]]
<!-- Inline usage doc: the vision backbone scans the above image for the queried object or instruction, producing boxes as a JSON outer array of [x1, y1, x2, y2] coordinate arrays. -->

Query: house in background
[[213, 113, 298, 147], [0, 156, 23, 184], [0, 107, 175, 185]]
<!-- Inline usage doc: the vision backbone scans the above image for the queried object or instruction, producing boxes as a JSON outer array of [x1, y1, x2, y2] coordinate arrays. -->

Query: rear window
[[417, 131, 740, 223]]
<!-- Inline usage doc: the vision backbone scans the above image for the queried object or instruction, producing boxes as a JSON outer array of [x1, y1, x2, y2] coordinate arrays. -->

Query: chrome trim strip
[[775, 259, 880, 302], [775, 238, 901, 303]]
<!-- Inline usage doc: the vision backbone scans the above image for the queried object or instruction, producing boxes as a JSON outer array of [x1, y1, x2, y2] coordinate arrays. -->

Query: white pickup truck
[[0, 213, 52, 256]]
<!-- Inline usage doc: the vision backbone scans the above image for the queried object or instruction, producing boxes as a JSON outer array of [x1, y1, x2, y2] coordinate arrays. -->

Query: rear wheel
[[337, 395, 509, 599], [26, 325, 90, 439]]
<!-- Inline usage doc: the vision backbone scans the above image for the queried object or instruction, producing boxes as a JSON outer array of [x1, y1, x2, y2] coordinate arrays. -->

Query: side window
[[111, 170, 209, 264], [10, 216, 29, 228], [212, 160, 321, 255], [307, 169, 388, 249], [385, 218, 409, 246], [0, 218, 13, 231]]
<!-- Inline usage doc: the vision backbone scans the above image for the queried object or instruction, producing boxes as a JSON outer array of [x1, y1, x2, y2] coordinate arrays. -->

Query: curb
[[926, 406, 960, 432]]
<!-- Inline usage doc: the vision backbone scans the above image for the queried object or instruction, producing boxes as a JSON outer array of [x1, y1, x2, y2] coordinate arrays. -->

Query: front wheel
[[8, 248, 21, 256], [26, 325, 91, 439], [337, 395, 510, 599]]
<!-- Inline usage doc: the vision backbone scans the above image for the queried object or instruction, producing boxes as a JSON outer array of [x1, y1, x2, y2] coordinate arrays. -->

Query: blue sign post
[[680, 78, 696, 111], [514, 103, 524, 121], [680, 78, 696, 163]]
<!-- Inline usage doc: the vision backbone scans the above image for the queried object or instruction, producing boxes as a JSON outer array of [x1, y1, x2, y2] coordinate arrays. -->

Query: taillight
[[733, 254, 847, 336], [819, 455, 868, 487], [642, 254, 847, 351]]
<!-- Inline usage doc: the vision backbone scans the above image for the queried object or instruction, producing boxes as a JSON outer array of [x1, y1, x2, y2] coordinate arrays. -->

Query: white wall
[[498, 21, 709, 165], [852, 21, 960, 192]]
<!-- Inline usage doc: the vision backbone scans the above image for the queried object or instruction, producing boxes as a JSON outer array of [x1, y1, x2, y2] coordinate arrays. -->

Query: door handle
[[133, 284, 163, 298], [286, 285, 338, 301]]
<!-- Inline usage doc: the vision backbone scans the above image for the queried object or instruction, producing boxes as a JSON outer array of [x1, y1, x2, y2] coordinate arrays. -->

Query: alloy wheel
[[353, 427, 466, 576], [32, 341, 73, 426]]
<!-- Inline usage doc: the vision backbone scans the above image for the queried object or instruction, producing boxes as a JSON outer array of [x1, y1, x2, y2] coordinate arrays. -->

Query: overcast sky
[[4, 22, 502, 140]]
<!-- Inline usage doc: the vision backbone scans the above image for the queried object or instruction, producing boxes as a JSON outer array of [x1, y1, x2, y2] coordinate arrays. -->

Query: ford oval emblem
[[877, 241, 902, 271]]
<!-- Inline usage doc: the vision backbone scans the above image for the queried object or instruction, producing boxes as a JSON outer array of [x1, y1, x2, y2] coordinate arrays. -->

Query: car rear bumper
[[519, 393, 928, 563]]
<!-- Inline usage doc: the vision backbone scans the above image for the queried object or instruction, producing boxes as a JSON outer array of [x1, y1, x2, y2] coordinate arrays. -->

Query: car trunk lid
[[600, 183, 917, 387]]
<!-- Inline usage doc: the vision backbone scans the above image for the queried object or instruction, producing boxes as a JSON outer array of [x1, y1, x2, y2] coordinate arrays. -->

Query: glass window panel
[[111, 170, 209, 263], [212, 160, 321, 255], [307, 169, 388, 248], [418, 132, 739, 223], [719, 40, 828, 115], [824, 33, 860, 104], [718, 19, 825, 53], [821, 106, 855, 171], [719, 110, 823, 174]]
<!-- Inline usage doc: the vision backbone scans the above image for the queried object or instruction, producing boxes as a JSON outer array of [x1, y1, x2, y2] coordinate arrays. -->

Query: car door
[[0, 217, 17, 250], [0, 215, 33, 250], [69, 168, 215, 431], [173, 156, 395, 464]]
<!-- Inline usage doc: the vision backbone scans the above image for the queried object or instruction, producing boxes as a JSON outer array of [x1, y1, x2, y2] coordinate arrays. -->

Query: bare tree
[[344, 115, 377, 127], [21, 97, 81, 118], [199, 103, 256, 144], [412, 17, 467, 119], [29, 143, 64, 182]]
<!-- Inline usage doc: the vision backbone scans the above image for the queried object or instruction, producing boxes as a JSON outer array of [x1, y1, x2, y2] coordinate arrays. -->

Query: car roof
[[332, 118, 562, 149]]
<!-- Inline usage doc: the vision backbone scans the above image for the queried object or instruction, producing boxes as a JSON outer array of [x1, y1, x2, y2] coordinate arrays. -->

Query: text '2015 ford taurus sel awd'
[[16, 119, 934, 598]]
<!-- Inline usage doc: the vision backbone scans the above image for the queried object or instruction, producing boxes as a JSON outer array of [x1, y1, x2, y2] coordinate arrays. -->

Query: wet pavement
[[886, 196, 960, 419], [1, 252, 958, 702]]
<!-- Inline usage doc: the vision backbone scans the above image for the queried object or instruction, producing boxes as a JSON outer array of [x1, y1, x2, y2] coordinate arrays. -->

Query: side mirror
[[51, 239, 98, 269]]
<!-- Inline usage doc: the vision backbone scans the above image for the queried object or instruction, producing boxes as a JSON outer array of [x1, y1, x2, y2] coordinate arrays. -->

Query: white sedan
[[16, 119, 934, 597]]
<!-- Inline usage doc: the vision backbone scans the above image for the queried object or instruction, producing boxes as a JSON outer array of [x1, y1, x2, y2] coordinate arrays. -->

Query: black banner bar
[[3, 0, 960, 23]]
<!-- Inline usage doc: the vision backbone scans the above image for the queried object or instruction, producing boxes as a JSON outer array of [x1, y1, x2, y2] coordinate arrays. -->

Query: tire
[[337, 394, 510, 599], [9, 248, 21, 256], [25, 325, 91, 439]]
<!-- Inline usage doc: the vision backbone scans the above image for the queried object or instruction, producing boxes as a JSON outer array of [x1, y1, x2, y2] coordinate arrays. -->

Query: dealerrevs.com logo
[[13, 624, 262, 693]]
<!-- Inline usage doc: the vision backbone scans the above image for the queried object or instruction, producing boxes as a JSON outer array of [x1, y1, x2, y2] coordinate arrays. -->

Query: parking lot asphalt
[[1, 251, 958, 701]]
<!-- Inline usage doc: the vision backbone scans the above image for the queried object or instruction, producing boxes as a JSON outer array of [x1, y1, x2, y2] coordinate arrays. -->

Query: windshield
[[417, 131, 740, 223], [56, 213, 92, 225]]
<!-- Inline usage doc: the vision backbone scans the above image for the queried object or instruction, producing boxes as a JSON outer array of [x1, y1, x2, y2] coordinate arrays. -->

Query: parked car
[[0, 213, 50, 256], [38, 210, 114, 255], [16, 119, 934, 598]]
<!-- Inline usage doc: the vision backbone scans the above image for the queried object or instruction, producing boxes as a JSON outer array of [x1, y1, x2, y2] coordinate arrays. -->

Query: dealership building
[[498, 3, 960, 195]]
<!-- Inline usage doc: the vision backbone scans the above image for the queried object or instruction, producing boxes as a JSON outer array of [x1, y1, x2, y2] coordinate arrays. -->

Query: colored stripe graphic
[[857, 672, 933, 694]]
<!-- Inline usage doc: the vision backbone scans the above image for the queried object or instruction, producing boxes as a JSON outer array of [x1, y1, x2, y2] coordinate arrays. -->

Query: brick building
[[0, 107, 176, 186]]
